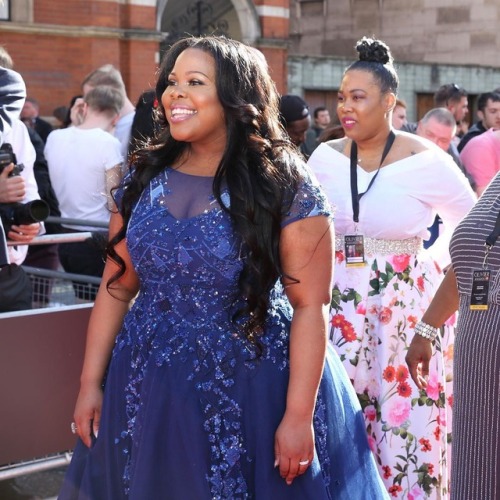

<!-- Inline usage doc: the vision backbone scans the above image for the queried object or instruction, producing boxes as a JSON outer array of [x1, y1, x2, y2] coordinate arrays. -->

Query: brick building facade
[[1, 0, 159, 117], [0, 0, 290, 118], [289, 0, 500, 122], [1, 0, 499, 123]]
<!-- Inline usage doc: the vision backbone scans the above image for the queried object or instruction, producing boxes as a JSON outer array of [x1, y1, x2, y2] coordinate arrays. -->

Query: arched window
[[157, 0, 260, 55]]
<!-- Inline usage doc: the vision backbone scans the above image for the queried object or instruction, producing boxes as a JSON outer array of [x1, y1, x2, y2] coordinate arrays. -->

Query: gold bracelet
[[414, 321, 438, 341]]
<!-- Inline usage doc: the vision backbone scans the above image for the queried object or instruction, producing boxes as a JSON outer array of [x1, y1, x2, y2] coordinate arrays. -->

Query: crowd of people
[[0, 45, 141, 308], [1, 33, 499, 499], [283, 38, 499, 500]]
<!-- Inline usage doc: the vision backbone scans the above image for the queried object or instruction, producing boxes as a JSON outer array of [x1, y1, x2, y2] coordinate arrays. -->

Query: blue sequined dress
[[59, 167, 388, 500]]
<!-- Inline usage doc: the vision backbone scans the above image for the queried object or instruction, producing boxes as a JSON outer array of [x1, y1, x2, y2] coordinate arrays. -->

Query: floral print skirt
[[330, 250, 454, 499]]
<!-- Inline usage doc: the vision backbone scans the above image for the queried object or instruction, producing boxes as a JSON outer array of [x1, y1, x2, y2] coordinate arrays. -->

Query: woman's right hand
[[73, 382, 103, 448], [405, 334, 433, 390]]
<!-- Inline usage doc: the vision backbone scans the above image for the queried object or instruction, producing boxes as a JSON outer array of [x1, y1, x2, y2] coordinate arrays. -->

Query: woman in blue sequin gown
[[59, 36, 387, 499]]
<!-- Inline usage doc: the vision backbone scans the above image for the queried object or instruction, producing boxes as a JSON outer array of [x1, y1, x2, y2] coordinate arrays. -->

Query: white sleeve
[[11, 121, 40, 204], [103, 136, 124, 171], [5, 120, 44, 264], [424, 150, 477, 268]]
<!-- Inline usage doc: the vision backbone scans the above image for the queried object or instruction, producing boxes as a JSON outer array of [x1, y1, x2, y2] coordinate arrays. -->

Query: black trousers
[[58, 231, 107, 301]]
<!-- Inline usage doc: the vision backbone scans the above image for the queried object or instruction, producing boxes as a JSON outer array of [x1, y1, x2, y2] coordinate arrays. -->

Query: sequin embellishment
[[112, 168, 332, 497]]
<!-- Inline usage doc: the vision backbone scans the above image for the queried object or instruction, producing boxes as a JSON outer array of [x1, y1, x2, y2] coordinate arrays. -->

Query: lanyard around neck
[[350, 131, 396, 223], [486, 209, 500, 248], [483, 208, 500, 268]]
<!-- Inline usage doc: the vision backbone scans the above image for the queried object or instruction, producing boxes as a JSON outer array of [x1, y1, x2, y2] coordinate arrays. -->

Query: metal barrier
[[45, 215, 108, 230], [0, 305, 91, 477], [5, 219, 107, 309], [9, 232, 93, 246], [24, 266, 101, 308], [0, 218, 105, 483], [0, 453, 72, 482]]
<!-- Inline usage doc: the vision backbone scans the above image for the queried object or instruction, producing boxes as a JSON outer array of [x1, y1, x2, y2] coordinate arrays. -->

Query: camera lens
[[23, 200, 50, 223]]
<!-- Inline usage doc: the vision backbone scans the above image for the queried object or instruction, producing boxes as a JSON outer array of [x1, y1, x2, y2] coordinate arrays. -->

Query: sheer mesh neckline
[[170, 168, 215, 179], [152, 168, 220, 221]]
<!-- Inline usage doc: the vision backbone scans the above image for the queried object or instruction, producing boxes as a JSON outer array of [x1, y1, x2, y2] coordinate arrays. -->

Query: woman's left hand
[[274, 412, 314, 486], [406, 334, 433, 389]]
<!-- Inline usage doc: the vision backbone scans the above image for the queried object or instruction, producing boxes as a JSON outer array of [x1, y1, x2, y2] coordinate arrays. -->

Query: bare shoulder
[[325, 137, 349, 154], [394, 130, 432, 156]]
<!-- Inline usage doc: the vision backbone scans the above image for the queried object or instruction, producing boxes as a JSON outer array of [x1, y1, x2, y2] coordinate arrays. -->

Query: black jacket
[[457, 121, 487, 153]]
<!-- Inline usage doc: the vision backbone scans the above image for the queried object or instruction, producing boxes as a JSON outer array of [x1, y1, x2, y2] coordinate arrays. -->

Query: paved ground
[[0, 467, 66, 500]]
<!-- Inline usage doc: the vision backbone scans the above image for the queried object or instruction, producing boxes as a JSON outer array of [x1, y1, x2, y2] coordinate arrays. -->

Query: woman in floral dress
[[308, 37, 476, 498]]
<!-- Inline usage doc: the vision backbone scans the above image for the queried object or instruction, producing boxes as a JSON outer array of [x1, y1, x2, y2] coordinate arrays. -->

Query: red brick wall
[[260, 47, 288, 94], [121, 40, 159, 96], [3, 32, 157, 117], [1, 0, 158, 117], [1, 0, 290, 116], [121, 4, 157, 30], [253, 0, 290, 93], [34, 0, 120, 27], [33, 0, 155, 29]]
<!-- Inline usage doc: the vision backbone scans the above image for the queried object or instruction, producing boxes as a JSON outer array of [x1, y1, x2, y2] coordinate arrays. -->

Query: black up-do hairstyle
[[346, 36, 399, 95], [107, 35, 301, 349]]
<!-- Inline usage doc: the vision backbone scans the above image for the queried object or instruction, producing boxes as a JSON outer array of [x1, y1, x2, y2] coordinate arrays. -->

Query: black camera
[[0, 143, 50, 234], [0, 200, 50, 234], [0, 143, 24, 177]]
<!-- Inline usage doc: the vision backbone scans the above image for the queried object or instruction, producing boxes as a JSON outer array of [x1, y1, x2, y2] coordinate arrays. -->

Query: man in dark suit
[[0, 66, 26, 146], [20, 97, 53, 143]]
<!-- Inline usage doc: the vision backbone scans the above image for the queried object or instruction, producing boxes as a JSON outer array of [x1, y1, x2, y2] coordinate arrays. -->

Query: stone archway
[[156, 0, 260, 47]]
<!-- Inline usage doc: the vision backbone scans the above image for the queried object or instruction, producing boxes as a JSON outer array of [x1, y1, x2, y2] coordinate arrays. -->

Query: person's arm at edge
[[460, 137, 495, 197], [274, 215, 333, 485], [425, 150, 476, 270], [73, 210, 140, 447], [406, 267, 459, 389], [105, 164, 123, 211], [0, 67, 26, 144]]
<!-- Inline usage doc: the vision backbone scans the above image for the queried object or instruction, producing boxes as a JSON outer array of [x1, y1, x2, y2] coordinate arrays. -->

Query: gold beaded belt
[[335, 235, 423, 256]]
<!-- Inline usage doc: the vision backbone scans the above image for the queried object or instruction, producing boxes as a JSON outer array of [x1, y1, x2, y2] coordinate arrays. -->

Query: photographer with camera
[[0, 124, 46, 313], [0, 48, 44, 264], [0, 47, 45, 311], [0, 137, 44, 252]]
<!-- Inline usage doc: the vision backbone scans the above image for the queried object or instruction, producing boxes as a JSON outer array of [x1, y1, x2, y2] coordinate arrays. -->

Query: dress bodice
[[116, 167, 331, 363], [128, 170, 241, 321], [308, 143, 476, 267]]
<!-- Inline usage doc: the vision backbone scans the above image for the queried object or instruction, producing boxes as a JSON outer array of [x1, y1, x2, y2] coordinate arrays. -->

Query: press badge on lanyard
[[344, 235, 366, 267], [470, 208, 500, 310], [470, 270, 490, 310], [346, 131, 395, 268]]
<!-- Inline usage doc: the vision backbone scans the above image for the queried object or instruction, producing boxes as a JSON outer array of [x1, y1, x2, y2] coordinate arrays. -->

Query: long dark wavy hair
[[107, 36, 302, 347]]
